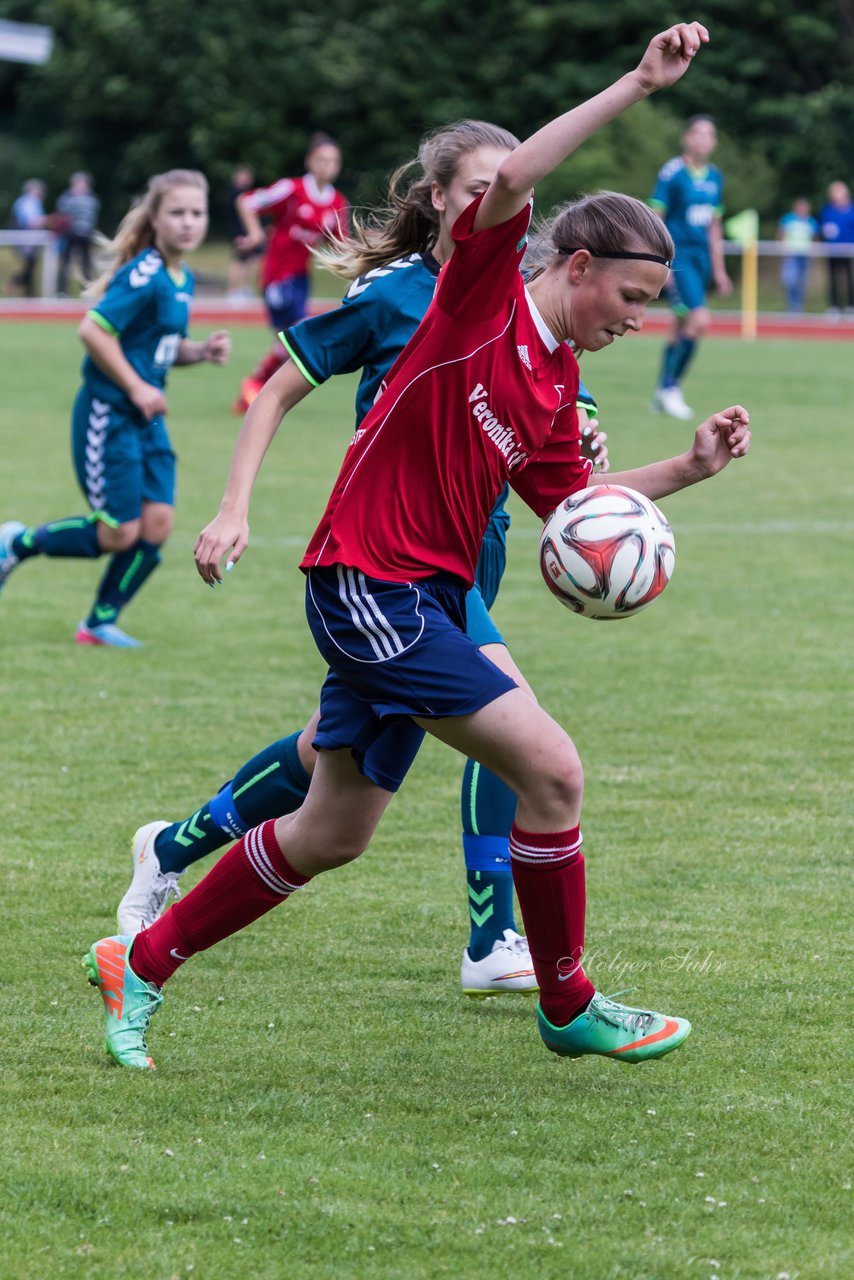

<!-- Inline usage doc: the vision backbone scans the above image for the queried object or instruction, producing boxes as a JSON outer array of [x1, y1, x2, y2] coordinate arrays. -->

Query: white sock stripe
[[336, 566, 386, 659], [251, 825, 304, 894], [509, 832, 583, 865], [245, 825, 301, 896], [509, 833, 583, 856]]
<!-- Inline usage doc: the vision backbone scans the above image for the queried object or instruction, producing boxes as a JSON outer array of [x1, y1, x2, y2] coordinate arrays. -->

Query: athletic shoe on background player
[[0, 520, 25, 592], [232, 376, 263, 415], [538, 991, 691, 1063], [117, 820, 183, 934], [460, 928, 538, 997], [83, 934, 162, 1069], [652, 386, 695, 420], [75, 620, 143, 648]]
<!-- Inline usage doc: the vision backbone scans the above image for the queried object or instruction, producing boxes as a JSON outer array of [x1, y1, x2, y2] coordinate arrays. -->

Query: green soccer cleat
[[83, 934, 162, 1069], [538, 991, 691, 1064]]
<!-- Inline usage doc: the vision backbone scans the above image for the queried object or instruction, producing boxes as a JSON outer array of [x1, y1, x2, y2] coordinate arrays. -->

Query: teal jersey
[[84, 249, 194, 413], [650, 158, 724, 253]]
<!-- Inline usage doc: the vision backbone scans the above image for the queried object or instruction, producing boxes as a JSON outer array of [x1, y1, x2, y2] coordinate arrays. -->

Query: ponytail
[[315, 120, 519, 281]]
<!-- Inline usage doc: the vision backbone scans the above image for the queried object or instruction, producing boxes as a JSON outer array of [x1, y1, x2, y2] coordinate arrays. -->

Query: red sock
[[509, 824, 595, 1027], [130, 821, 309, 987], [251, 348, 285, 386]]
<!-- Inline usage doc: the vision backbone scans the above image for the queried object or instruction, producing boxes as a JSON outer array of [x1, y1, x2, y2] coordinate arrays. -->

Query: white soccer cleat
[[0, 521, 25, 592], [117, 820, 183, 934], [460, 928, 539, 998], [652, 385, 695, 420]]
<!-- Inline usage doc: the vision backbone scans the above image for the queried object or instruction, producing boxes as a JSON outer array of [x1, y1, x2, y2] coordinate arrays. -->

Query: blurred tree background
[[1, 0, 852, 234]]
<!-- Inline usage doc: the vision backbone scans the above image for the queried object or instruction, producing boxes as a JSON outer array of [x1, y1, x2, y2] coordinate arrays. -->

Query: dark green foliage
[[2, 1, 853, 229]]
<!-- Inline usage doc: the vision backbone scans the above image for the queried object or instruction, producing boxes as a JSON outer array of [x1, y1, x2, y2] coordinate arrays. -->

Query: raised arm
[[194, 361, 314, 584], [475, 22, 709, 232]]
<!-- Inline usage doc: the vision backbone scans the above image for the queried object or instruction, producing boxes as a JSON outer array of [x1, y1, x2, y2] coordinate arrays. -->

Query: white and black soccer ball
[[539, 485, 676, 620]]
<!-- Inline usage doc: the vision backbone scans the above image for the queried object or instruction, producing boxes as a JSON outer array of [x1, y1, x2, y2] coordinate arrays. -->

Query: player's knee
[[518, 737, 583, 818], [141, 508, 173, 544], [544, 742, 584, 810], [99, 520, 139, 552], [687, 307, 709, 338], [306, 833, 370, 872]]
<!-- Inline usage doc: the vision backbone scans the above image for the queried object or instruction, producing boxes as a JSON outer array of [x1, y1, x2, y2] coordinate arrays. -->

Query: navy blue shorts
[[71, 387, 176, 524], [264, 274, 310, 330], [305, 566, 517, 792]]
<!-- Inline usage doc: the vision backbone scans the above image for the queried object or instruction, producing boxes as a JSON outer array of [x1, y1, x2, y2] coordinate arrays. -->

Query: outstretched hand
[[194, 509, 250, 586], [635, 22, 710, 95], [692, 405, 751, 477]]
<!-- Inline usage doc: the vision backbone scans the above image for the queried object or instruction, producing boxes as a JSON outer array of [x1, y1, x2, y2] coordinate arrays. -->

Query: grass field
[[0, 322, 851, 1279]]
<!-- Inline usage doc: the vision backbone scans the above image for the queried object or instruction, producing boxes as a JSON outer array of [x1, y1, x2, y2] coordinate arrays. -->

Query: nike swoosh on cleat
[[496, 969, 536, 980], [169, 948, 190, 961], [611, 1017, 682, 1054]]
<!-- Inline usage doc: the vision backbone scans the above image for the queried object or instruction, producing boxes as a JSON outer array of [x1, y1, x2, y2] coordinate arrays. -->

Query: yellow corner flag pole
[[725, 209, 760, 342]]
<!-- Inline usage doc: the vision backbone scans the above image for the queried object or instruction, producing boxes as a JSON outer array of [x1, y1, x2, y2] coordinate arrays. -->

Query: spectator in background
[[777, 197, 818, 314], [224, 164, 262, 301], [819, 181, 854, 319], [10, 178, 47, 296], [56, 171, 100, 295]]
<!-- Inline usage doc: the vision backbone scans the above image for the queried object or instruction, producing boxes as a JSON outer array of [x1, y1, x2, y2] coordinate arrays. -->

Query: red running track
[[1, 298, 853, 341]]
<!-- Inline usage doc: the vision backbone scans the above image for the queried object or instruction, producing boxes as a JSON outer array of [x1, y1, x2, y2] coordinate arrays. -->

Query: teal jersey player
[[649, 114, 731, 421], [113, 121, 606, 1009], [650, 156, 724, 255], [83, 249, 194, 409], [0, 170, 231, 646]]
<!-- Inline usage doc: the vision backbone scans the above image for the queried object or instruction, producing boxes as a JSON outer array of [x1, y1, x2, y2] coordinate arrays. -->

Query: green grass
[[0, 323, 851, 1279]]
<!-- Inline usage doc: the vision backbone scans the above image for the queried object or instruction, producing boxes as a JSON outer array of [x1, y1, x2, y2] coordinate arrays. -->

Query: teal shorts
[[666, 247, 711, 314], [467, 532, 506, 648], [71, 387, 176, 523]]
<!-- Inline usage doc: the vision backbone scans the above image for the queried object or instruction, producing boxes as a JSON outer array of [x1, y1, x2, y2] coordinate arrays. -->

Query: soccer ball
[[539, 485, 676, 620]]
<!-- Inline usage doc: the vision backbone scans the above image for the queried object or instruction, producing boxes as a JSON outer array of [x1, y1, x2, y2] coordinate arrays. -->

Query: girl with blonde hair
[[0, 170, 231, 646]]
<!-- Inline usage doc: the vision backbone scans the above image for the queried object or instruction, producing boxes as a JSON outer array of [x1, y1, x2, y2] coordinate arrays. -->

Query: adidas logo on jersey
[[517, 344, 532, 371]]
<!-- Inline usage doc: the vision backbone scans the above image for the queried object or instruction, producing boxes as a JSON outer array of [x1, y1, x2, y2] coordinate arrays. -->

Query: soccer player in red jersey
[[234, 134, 348, 410], [86, 22, 751, 1070]]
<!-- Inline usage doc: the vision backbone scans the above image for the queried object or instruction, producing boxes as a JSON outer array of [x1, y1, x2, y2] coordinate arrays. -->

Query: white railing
[[0, 230, 60, 295], [722, 239, 854, 259]]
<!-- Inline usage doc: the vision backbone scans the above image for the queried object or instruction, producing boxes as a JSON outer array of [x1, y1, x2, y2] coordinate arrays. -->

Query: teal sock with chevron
[[12, 516, 102, 560], [154, 732, 312, 874], [465, 865, 517, 961], [461, 757, 519, 961], [85, 539, 161, 628]]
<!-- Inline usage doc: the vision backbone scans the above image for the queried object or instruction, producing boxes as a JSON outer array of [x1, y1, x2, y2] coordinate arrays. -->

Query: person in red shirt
[[86, 23, 752, 1072], [234, 134, 348, 410]]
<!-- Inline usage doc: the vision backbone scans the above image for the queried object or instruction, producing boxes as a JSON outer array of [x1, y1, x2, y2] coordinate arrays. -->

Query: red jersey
[[301, 194, 592, 586], [243, 174, 348, 287]]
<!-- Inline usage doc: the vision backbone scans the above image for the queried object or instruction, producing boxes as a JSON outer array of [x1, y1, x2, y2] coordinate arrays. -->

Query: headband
[[561, 247, 672, 268]]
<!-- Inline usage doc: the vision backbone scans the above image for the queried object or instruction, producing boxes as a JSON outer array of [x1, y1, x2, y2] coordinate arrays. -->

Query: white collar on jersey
[[524, 287, 560, 353], [303, 172, 336, 206]]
